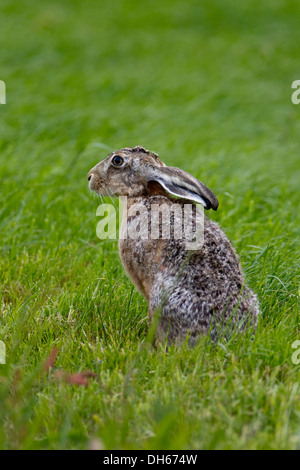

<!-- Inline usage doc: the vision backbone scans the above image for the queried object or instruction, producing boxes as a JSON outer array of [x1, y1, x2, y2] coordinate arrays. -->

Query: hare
[[88, 146, 259, 344]]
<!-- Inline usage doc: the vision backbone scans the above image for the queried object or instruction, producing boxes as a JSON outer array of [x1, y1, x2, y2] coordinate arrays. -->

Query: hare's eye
[[112, 155, 124, 167]]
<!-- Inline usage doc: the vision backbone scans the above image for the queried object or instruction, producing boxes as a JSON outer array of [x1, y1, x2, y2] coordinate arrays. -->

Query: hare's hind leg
[[147, 307, 168, 346], [148, 308, 185, 346]]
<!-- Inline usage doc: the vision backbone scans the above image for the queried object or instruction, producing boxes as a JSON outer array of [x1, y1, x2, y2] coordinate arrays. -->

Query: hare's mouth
[[88, 173, 105, 194]]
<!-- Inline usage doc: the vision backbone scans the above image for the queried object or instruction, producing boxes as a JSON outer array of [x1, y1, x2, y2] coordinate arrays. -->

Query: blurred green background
[[0, 0, 299, 450]]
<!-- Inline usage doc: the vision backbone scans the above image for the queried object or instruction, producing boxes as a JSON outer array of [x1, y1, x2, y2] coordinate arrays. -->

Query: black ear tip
[[213, 201, 219, 211], [211, 194, 219, 211], [204, 199, 219, 211]]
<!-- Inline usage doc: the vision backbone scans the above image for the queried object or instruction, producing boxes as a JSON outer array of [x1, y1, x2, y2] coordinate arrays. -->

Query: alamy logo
[[291, 340, 300, 365], [0, 80, 6, 104], [0, 341, 6, 364], [291, 80, 300, 105], [96, 196, 205, 250]]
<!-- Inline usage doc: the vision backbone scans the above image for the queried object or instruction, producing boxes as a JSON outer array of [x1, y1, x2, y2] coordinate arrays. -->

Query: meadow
[[0, 0, 300, 449]]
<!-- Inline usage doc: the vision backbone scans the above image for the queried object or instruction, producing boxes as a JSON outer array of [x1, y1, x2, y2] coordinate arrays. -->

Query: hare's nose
[[87, 171, 94, 181]]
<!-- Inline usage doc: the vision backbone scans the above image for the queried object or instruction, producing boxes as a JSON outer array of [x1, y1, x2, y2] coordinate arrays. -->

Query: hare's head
[[88, 145, 218, 210]]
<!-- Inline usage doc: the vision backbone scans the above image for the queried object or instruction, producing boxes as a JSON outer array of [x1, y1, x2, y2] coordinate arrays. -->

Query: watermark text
[[292, 340, 300, 365], [0, 341, 6, 364], [0, 80, 6, 104], [291, 80, 300, 104], [95, 196, 204, 250]]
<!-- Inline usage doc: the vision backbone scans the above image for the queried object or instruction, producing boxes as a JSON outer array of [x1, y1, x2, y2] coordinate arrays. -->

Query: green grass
[[1, 0, 300, 450]]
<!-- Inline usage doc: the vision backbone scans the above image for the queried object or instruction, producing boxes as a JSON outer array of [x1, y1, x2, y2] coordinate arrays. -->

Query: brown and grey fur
[[88, 146, 259, 344]]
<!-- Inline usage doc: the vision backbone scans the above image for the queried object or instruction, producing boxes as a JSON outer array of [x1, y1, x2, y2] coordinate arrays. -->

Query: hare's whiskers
[[106, 187, 118, 213]]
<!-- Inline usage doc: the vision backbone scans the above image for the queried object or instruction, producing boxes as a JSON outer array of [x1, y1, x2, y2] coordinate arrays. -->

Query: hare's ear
[[146, 166, 219, 210]]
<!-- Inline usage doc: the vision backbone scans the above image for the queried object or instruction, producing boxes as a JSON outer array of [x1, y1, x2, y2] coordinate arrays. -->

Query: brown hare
[[88, 146, 259, 344]]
